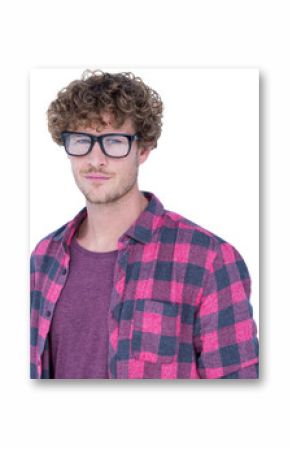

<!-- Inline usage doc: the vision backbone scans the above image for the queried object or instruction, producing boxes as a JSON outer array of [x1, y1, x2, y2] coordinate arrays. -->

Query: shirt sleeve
[[30, 253, 35, 312], [221, 363, 259, 379], [30, 252, 38, 378], [193, 239, 259, 379]]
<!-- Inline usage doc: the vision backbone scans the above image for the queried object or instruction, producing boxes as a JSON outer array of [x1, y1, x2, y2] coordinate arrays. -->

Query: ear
[[137, 145, 153, 165]]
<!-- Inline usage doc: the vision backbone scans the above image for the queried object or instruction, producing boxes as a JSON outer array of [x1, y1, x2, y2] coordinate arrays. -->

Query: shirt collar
[[55, 191, 165, 253]]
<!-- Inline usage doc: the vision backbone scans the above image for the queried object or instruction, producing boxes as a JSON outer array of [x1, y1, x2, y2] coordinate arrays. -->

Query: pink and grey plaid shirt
[[30, 191, 259, 379]]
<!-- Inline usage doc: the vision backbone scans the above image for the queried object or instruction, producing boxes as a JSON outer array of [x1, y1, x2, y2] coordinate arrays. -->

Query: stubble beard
[[74, 162, 139, 205]]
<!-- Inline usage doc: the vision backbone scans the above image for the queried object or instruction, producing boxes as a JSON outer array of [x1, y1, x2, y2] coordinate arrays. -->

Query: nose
[[87, 140, 108, 165]]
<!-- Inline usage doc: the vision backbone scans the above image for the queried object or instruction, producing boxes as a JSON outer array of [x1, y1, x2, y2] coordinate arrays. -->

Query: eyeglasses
[[60, 131, 140, 158]]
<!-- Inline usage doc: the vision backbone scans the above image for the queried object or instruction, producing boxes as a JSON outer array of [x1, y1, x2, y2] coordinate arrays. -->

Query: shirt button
[[61, 268, 67, 275], [46, 310, 52, 317]]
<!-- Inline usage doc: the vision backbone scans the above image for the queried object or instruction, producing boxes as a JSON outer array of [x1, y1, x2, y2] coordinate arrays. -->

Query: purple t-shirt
[[48, 235, 118, 379]]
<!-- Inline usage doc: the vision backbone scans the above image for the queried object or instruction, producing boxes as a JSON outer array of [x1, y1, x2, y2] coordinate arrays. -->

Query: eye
[[77, 139, 91, 144], [71, 137, 91, 145], [107, 138, 122, 144]]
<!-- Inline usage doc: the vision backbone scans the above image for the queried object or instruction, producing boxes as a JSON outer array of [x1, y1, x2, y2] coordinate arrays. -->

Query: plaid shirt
[[30, 191, 259, 379]]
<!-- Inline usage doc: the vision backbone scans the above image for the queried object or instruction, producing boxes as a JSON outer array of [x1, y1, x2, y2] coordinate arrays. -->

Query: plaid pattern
[[30, 191, 259, 379]]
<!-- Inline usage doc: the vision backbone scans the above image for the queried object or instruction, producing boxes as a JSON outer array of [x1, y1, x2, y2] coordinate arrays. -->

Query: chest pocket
[[131, 299, 179, 364]]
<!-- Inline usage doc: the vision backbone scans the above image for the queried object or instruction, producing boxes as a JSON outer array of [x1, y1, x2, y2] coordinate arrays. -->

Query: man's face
[[67, 113, 151, 205]]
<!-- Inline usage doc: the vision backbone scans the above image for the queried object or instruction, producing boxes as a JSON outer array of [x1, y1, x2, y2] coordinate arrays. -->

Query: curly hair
[[47, 69, 163, 150]]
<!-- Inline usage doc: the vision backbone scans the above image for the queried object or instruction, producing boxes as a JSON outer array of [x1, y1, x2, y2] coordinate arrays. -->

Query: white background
[[30, 67, 259, 329], [1, 1, 288, 448]]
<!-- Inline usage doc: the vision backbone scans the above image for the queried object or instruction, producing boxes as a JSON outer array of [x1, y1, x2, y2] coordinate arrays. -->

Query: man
[[30, 69, 259, 379]]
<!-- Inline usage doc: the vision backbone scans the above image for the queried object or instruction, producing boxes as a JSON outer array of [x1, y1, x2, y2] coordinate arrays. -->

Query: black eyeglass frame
[[60, 131, 140, 158]]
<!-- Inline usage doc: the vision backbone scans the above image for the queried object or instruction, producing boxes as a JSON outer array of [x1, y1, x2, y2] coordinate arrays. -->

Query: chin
[[85, 190, 118, 205], [81, 178, 137, 205]]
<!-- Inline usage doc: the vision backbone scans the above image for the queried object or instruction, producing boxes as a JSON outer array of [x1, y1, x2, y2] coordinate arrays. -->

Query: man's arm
[[30, 253, 38, 379], [221, 363, 259, 379], [193, 239, 259, 379]]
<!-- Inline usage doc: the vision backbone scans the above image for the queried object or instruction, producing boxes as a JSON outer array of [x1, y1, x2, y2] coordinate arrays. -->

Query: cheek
[[114, 157, 136, 176], [70, 161, 79, 176], [70, 159, 86, 175], [121, 160, 138, 180]]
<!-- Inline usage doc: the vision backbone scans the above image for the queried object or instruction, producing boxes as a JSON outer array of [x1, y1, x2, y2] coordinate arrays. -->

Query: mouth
[[84, 175, 111, 182]]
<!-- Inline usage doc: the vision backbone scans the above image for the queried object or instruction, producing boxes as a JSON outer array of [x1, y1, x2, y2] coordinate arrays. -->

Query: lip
[[84, 175, 111, 180]]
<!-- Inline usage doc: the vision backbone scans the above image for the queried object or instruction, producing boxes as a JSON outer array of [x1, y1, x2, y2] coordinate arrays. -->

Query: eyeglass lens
[[64, 133, 131, 157]]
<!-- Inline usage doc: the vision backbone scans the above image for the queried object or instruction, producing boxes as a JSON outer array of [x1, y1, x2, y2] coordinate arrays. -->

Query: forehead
[[80, 112, 135, 135]]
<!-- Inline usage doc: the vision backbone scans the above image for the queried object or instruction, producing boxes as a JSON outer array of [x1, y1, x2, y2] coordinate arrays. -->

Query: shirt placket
[[38, 249, 70, 378], [107, 238, 130, 379]]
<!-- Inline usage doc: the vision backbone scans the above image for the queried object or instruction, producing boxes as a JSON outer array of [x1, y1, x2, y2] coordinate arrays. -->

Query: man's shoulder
[[160, 207, 247, 265], [162, 208, 226, 247], [30, 220, 70, 258], [31, 207, 87, 259]]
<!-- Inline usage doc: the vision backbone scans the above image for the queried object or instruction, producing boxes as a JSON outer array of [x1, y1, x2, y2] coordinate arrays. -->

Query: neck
[[76, 188, 148, 252]]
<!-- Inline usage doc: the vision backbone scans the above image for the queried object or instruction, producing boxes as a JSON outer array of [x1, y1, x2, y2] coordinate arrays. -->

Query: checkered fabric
[[30, 191, 259, 379]]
